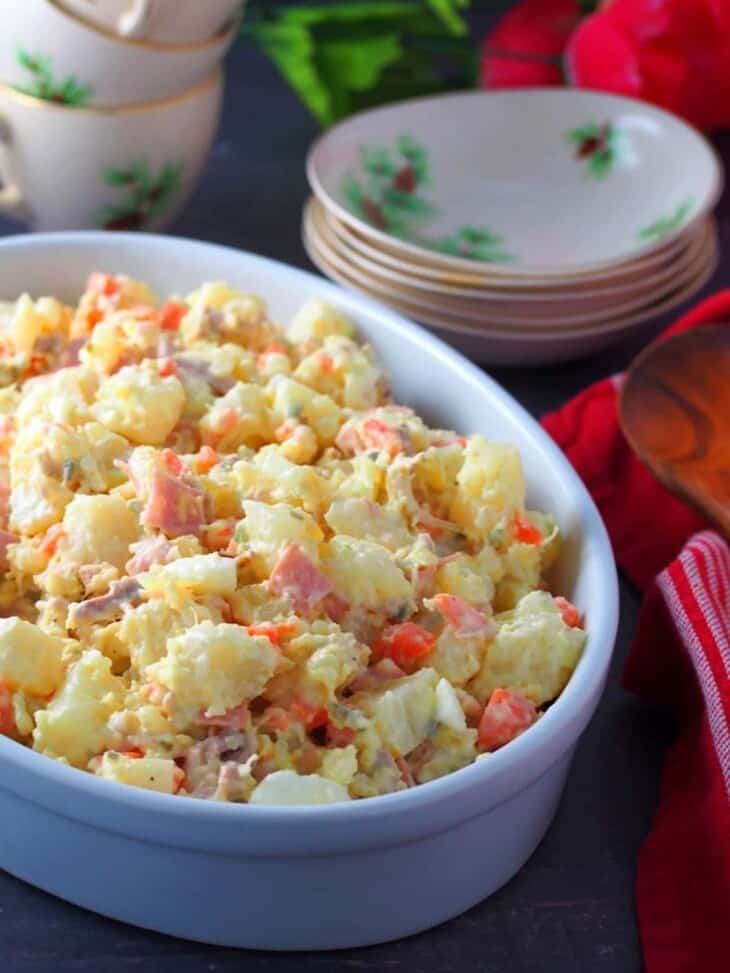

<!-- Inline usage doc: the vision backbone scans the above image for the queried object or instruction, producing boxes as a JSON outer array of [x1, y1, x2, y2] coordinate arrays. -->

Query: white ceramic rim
[[316, 193, 697, 289], [304, 218, 719, 342], [305, 200, 713, 325], [307, 88, 724, 277], [49, 0, 241, 51], [0, 231, 617, 834], [302, 201, 717, 337], [311, 197, 710, 304]]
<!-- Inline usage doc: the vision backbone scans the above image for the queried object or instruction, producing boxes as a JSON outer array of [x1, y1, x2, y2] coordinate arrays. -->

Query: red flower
[[480, 0, 584, 88], [567, 0, 730, 130]]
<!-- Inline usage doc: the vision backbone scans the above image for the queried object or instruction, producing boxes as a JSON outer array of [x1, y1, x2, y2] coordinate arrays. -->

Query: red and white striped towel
[[541, 291, 730, 973]]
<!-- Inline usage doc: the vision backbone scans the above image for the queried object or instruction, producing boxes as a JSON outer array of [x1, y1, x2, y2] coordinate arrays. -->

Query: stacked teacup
[[0, 0, 242, 230]]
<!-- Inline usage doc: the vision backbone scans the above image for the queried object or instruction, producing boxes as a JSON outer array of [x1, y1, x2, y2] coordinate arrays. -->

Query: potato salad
[[0, 273, 586, 805]]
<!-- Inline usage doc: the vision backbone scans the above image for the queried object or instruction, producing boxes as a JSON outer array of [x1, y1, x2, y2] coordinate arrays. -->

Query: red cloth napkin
[[540, 290, 730, 973]]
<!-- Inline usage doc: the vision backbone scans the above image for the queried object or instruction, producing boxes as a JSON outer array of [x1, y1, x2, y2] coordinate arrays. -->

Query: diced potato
[[147, 621, 279, 717], [241, 500, 322, 566], [324, 498, 411, 552], [449, 436, 525, 540], [33, 649, 124, 767], [304, 632, 369, 694], [287, 300, 354, 344], [435, 554, 494, 605], [359, 667, 438, 756], [91, 362, 184, 445], [0, 617, 65, 696], [96, 752, 181, 794], [321, 536, 412, 613], [468, 591, 586, 706], [17, 367, 99, 428], [428, 629, 485, 687], [267, 376, 342, 445], [147, 553, 237, 596], [249, 769, 351, 805], [59, 494, 138, 571], [319, 745, 358, 787], [199, 382, 271, 450]]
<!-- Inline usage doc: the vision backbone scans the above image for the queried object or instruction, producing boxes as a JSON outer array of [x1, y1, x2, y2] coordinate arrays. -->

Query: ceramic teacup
[[0, 72, 223, 231], [57, 0, 244, 44], [0, 0, 237, 108]]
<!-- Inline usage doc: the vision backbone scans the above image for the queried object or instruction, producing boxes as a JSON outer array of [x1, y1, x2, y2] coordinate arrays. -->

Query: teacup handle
[[118, 0, 152, 36], [0, 115, 24, 218]]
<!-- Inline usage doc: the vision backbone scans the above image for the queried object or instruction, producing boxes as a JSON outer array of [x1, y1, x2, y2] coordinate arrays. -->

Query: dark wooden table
[[3, 13, 729, 971]]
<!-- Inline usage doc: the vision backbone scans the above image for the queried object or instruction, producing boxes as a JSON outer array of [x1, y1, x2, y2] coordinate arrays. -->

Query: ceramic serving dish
[[58, 0, 244, 44], [310, 197, 711, 305], [0, 73, 222, 231], [304, 222, 718, 366], [0, 232, 619, 949], [0, 0, 237, 108], [307, 88, 722, 275], [304, 205, 715, 335], [323, 201, 697, 290], [307, 198, 713, 323]]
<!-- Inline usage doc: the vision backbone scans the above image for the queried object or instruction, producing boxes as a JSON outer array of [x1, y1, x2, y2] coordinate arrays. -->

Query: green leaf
[[588, 148, 613, 179], [361, 144, 397, 179], [243, 1, 475, 126], [382, 187, 434, 216], [458, 226, 502, 246], [565, 123, 600, 145], [341, 171, 365, 214], [424, 0, 468, 35]]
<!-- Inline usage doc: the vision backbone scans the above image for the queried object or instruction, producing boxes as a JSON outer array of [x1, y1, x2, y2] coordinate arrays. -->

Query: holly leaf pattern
[[99, 160, 183, 231], [15, 48, 93, 106], [566, 121, 625, 180], [340, 135, 513, 262], [637, 198, 694, 243]]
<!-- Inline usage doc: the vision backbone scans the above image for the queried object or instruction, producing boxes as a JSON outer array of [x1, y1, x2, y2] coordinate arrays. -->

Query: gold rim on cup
[[48, 0, 241, 51], [0, 69, 222, 115]]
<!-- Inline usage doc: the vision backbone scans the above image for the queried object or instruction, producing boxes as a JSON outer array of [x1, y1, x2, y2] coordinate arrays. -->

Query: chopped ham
[[68, 577, 142, 627], [196, 702, 250, 731], [430, 593, 495, 638], [125, 536, 174, 576], [0, 529, 17, 572], [174, 357, 235, 395], [394, 754, 415, 788], [322, 591, 349, 623], [55, 337, 87, 369], [268, 544, 332, 616], [347, 658, 406, 693], [142, 473, 208, 538]]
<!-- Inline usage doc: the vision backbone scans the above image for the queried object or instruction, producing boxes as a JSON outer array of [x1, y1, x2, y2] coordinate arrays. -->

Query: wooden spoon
[[618, 324, 730, 538]]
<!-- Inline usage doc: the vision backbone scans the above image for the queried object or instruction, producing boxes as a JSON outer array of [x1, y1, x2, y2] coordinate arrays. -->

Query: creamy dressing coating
[[0, 275, 586, 804]]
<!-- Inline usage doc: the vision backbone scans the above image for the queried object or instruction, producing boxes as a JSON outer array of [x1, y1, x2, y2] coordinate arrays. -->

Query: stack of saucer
[[304, 88, 722, 365], [0, 0, 242, 231]]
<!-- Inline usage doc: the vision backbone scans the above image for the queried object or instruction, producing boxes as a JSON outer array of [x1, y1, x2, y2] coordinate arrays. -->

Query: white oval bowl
[[308, 88, 722, 275], [0, 232, 618, 949]]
